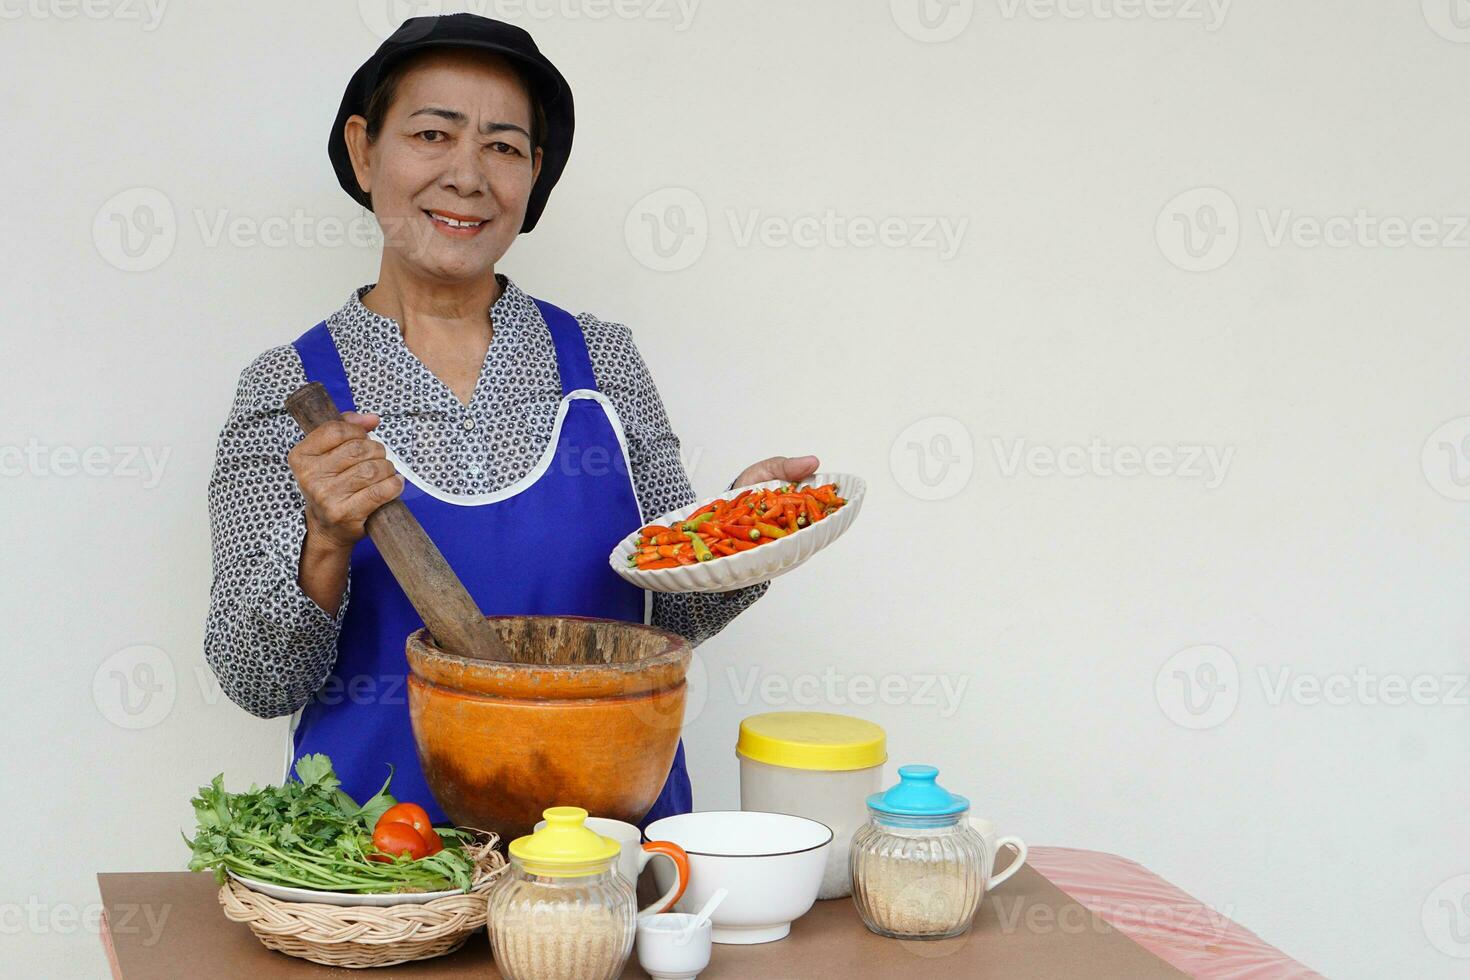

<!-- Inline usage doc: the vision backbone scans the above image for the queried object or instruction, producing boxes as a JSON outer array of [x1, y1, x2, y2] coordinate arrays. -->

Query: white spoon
[[685, 887, 726, 940]]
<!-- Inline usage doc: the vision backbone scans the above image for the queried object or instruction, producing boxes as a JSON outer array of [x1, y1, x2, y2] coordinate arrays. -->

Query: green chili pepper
[[685, 531, 715, 561], [683, 511, 718, 532]]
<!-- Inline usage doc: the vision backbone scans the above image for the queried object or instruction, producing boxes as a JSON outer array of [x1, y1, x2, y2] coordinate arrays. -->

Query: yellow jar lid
[[736, 711, 887, 772], [508, 807, 621, 877]]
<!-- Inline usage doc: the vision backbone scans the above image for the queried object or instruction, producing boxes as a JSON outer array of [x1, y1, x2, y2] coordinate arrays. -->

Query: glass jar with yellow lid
[[736, 711, 887, 899], [488, 806, 636, 980]]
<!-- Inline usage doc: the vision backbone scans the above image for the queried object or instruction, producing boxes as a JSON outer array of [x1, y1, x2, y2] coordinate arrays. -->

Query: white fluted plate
[[610, 473, 865, 594]]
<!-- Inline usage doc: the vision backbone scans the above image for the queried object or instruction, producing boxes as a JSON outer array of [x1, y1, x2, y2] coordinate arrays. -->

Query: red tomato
[[378, 803, 432, 833], [377, 803, 443, 855], [370, 821, 427, 861]]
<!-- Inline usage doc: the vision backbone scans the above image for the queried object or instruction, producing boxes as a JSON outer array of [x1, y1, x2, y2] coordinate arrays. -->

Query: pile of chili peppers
[[629, 482, 847, 570]]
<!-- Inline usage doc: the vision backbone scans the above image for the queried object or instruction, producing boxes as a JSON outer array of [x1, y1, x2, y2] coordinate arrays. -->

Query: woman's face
[[345, 50, 542, 284]]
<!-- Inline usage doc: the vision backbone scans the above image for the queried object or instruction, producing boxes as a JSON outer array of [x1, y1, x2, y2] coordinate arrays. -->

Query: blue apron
[[286, 297, 692, 829]]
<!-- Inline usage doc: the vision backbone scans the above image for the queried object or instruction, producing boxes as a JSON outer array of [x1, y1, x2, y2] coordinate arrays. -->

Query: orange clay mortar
[[406, 615, 692, 844]]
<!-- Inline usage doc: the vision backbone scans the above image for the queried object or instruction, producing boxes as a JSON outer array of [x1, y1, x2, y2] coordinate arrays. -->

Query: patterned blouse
[[205, 275, 767, 719]]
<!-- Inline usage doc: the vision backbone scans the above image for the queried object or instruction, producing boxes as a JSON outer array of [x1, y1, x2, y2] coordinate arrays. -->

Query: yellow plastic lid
[[508, 807, 621, 877], [736, 712, 887, 772]]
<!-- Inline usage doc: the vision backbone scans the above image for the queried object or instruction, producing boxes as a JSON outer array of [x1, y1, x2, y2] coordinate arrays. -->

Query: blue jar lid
[[867, 765, 970, 817]]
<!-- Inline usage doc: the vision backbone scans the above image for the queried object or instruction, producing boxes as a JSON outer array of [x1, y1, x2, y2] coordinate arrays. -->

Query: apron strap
[[291, 321, 358, 414], [533, 298, 598, 396]]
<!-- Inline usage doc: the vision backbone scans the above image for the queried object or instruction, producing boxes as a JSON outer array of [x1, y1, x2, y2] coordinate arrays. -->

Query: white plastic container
[[736, 712, 887, 899]]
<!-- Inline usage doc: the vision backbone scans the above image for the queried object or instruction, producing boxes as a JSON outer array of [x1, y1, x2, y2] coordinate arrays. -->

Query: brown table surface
[[97, 862, 1187, 979]]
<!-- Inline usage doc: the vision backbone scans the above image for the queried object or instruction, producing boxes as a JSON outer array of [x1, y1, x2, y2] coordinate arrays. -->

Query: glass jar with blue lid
[[848, 765, 991, 940]]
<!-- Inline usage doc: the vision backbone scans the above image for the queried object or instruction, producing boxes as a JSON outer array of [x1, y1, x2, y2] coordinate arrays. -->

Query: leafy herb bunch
[[184, 754, 477, 894]]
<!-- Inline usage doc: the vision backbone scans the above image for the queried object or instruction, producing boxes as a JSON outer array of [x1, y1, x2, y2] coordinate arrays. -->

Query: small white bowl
[[226, 871, 461, 907], [609, 473, 865, 593], [637, 913, 713, 980], [643, 811, 832, 945]]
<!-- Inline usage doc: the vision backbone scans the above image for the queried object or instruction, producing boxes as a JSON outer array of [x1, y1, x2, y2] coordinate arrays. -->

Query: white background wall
[[3, 2, 1467, 976]]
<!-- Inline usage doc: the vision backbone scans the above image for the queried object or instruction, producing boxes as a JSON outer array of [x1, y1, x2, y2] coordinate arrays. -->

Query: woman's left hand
[[731, 454, 821, 489]]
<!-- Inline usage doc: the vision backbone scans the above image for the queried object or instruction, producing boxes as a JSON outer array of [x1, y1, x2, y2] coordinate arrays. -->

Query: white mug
[[969, 817, 1027, 890], [534, 815, 690, 915]]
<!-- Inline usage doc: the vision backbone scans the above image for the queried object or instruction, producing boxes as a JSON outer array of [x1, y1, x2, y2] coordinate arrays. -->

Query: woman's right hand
[[287, 411, 404, 553]]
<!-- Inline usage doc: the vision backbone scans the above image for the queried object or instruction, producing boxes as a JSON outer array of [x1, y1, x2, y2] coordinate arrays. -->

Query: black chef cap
[[328, 13, 573, 233]]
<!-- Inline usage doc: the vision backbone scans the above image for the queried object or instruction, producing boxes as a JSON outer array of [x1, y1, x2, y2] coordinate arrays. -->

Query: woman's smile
[[423, 207, 490, 238]]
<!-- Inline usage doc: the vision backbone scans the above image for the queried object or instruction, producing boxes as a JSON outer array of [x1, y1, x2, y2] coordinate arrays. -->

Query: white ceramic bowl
[[637, 913, 713, 980], [226, 871, 461, 907], [609, 473, 865, 594], [643, 811, 832, 945]]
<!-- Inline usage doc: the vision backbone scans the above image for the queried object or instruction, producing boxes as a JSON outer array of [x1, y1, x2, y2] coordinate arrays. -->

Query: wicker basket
[[218, 835, 508, 969]]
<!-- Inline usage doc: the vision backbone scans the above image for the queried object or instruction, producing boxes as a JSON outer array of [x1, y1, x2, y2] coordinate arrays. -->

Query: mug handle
[[989, 835, 1028, 890], [637, 840, 691, 915]]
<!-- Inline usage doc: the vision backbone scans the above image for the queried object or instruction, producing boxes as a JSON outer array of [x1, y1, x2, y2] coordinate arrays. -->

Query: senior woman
[[204, 14, 818, 828]]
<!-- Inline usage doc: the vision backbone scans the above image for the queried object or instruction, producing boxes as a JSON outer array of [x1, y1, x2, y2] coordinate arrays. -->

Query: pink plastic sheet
[[1026, 846, 1323, 979]]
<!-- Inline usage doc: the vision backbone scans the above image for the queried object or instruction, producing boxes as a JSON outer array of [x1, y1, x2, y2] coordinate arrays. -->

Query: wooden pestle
[[285, 382, 514, 663]]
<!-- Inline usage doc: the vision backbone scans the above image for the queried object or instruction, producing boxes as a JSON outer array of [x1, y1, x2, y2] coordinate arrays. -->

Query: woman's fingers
[[287, 413, 391, 551], [328, 457, 398, 495], [316, 431, 387, 474], [735, 454, 821, 487], [339, 472, 406, 519]]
